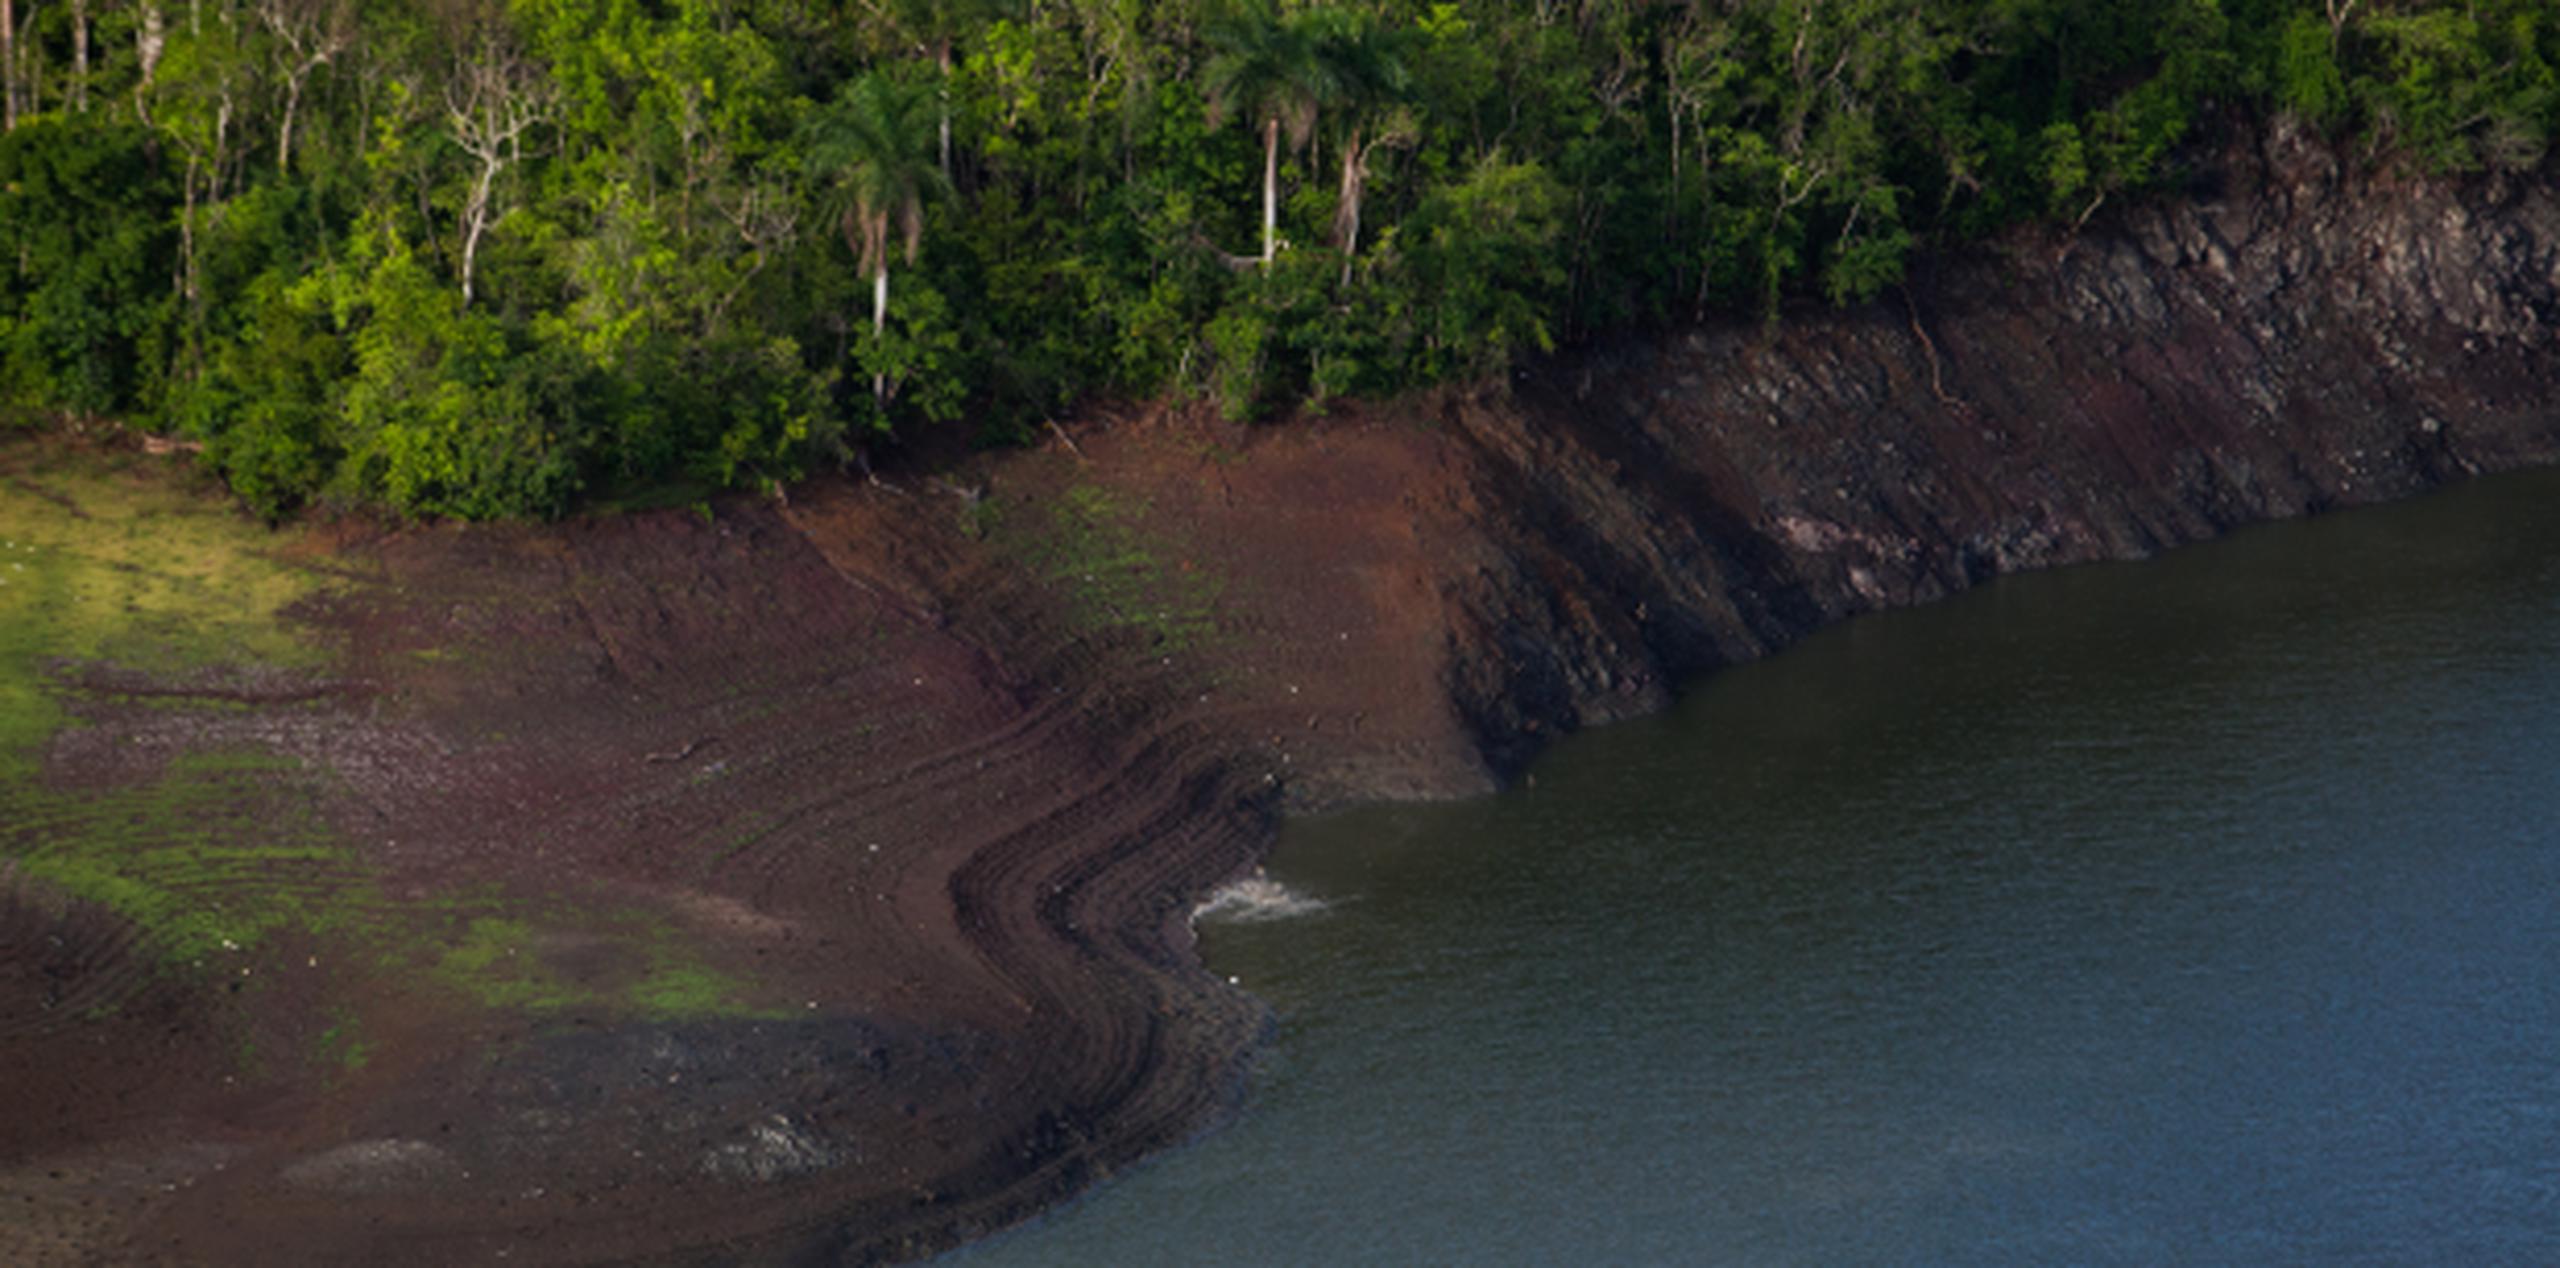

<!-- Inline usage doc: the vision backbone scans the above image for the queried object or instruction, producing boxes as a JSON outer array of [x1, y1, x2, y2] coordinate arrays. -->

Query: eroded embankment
[[4, 123, 2558, 1264]]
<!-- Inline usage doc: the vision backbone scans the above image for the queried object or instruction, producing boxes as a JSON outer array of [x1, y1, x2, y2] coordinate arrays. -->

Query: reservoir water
[[962, 467, 2560, 1265]]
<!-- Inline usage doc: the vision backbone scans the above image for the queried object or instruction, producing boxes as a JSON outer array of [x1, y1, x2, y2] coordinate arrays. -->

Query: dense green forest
[[0, 1, 2552, 519]]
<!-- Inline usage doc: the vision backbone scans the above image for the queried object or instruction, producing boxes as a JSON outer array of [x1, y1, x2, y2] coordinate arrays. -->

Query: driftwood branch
[[645, 736, 717, 765], [1046, 419, 1087, 461], [1902, 287, 1962, 411]]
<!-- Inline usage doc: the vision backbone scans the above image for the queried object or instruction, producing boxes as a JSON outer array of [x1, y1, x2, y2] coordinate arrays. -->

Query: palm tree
[[1203, 0, 1335, 267], [806, 71, 949, 405], [1308, 12, 1414, 283]]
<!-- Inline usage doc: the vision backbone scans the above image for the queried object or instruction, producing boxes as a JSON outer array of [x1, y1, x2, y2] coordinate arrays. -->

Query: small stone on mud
[[701, 1115, 840, 1182], [280, 1139, 461, 1195]]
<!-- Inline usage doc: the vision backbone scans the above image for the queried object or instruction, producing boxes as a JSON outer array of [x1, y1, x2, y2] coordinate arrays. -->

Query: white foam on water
[[1192, 874, 1328, 924]]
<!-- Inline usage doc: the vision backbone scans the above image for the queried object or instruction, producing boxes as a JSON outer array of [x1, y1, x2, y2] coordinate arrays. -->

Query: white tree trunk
[[1335, 134, 1363, 286], [443, 31, 555, 306], [134, 3, 164, 126], [461, 160, 497, 307], [262, 1, 351, 174], [2, 0, 16, 133], [2327, 0, 2360, 54], [1262, 116, 1280, 265], [181, 157, 199, 305], [872, 262, 890, 404], [74, 0, 91, 112], [937, 42, 954, 183], [279, 78, 302, 172]]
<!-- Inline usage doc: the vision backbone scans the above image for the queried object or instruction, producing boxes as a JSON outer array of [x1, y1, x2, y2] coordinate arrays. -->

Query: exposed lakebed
[[9, 131, 2560, 1261], [967, 465, 2560, 1265]]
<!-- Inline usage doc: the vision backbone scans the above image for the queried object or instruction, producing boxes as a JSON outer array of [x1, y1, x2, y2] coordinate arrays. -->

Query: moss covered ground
[[991, 482, 1228, 655], [0, 440, 771, 1054]]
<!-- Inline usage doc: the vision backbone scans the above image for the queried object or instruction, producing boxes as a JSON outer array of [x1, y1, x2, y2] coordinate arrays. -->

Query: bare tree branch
[[444, 25, 555, 307]]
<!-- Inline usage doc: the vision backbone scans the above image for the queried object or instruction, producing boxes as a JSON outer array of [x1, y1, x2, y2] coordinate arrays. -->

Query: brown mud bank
[[6, 125, 2559, 1264]]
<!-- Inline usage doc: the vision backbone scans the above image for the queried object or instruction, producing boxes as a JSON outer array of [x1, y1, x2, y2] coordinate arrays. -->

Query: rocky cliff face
[[1410, 122, 2560, 788]]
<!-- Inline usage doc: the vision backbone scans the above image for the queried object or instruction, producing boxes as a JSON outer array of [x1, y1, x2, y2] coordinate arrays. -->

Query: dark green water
[[963, 467, 2560, 1266]]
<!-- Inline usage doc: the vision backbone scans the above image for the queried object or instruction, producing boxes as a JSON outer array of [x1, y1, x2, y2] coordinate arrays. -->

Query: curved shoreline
[[5, 124, 2560, 1263]]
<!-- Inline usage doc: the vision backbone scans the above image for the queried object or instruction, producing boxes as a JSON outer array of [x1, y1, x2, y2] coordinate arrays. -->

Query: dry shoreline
[[6, 124, 2560, 1264]]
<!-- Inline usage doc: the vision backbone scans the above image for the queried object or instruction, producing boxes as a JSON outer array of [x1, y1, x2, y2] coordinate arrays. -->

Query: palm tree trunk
[[1262, 115, 1280, 265], [872, 261, 890, 405], [1334, 129, 1363, 287], [2, 0, 15, 133], [73, 0, 91, 113]]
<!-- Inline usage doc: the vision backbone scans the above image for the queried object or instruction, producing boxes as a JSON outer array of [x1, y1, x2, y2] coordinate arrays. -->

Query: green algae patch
[[993, 483, 1228, 653], [3, 441, 790, 1073], [314, 1006, 375, 1073], [435, 917, 592, 1012], [7, 756, 362, 964], [432, 908, 783, 1021], [0, 443, 363, 965], [0, 446, 325, 751], [628, 962, 749, 1016]]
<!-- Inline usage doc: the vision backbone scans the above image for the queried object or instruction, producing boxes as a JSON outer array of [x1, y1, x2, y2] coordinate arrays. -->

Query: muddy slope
[[4, 122, 2557, 1265]]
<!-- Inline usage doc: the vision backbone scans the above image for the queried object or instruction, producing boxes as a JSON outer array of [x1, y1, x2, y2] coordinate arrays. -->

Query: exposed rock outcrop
[[1418, 122, 2559, 786]]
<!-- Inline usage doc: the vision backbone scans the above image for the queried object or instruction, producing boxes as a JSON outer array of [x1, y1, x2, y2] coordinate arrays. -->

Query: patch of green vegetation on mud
[[629, 962, 754, 1017], [435, 917, 592, 1012], [315, 1007, 374, 1073], [5, 744, 369, 966], [431, 909, 782, 1021], [0, 446, 325, 778], [0, 447, 366, 969], [1, 444, 789, 1041], [992, 483, 1228, 654]]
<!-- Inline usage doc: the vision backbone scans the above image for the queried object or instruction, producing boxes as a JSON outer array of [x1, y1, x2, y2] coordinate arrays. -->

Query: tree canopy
[[0, 0, 2549, 520]]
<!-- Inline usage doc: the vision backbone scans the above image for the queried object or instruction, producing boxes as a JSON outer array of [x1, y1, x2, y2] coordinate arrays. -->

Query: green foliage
[[807, 68, 950, 277], [2352, 3, 2558, 171], [0, 1, 2546, 518], [191, 279, 347, 522], [1400, 153, 1569, 378], [854, 272, 970, 426], [313, 225, 582, 519], [2276, 13, 2353, 125], [0, 119, 175, 424]]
